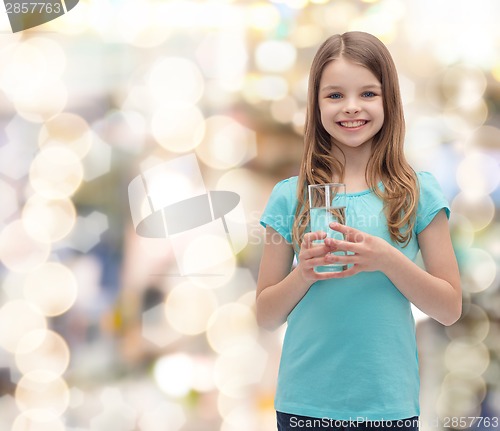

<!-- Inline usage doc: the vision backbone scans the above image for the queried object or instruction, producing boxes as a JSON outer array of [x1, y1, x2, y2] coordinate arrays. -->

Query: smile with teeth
[[339, 120, 367, 128]]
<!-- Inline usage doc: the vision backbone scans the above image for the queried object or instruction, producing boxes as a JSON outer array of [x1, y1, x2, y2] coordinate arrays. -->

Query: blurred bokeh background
[[0, 0, 499, 430]]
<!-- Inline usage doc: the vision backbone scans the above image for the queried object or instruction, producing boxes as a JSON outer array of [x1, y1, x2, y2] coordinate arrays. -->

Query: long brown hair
[[292, 31, 418, 249]]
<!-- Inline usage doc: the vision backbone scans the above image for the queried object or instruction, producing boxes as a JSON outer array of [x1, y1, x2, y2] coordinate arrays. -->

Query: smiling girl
[[257, 32, 461, 431]]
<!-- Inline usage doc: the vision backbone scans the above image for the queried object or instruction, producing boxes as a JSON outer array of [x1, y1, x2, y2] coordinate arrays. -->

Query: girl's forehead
[[319, 58, 381, 87]]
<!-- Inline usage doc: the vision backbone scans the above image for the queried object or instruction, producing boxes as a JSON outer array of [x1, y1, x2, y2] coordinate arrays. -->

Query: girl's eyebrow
[[320, 84, 382, 92]]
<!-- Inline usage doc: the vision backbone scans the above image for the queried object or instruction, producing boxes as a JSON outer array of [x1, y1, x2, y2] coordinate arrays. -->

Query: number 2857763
[[5, 2, 63, 14]]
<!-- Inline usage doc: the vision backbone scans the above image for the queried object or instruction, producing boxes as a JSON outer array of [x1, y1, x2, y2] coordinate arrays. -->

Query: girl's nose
[[343, 105, 360, 115]]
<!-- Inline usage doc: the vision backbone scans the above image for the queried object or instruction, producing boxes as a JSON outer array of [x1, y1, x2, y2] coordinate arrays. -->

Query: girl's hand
[[297, 231, 344, 282], [323, 222, 393, 277]]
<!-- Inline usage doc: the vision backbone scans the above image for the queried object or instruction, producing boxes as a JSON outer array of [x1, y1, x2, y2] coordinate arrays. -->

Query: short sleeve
[[416, 171, 450, 234], [260, 177, 298, 243]]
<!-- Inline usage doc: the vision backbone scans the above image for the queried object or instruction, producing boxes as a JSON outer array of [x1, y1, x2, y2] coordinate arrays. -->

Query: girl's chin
[[331, 138, 374, 149]]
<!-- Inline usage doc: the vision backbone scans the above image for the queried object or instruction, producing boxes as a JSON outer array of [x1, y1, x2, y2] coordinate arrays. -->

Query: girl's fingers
[[302, 231, 327, 249], [300, 229, 364, 280], [324, 238, 362, 253], [328, 222, 364, 242], [303, 254, 336, 270], [329, 222, 356, 235], [308, 253, 356, 272], [301, 243, 330, 260], [312, 264, 359, 279], [325, 253, 358, 265]]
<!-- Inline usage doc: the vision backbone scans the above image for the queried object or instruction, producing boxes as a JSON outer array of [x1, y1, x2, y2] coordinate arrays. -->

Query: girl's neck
[[342, 171, 369, 193], [332, 142, 373, 193]]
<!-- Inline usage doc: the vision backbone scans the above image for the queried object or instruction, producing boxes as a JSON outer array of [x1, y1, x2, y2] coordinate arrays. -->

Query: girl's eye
[[328, 93, 342, 99], [362, 91, 376, 98]]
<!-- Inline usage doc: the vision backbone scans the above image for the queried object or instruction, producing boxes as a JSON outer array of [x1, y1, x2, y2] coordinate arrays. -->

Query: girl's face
[[318, 56, 384, 152]]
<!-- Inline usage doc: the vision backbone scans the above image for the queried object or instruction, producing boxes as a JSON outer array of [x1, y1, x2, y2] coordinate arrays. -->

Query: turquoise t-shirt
[[260, 171, 450, 421]]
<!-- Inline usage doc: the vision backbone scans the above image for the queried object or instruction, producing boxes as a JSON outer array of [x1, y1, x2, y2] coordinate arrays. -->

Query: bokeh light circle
[[485, 323, 500, 357], [220, 406, 259, 431], [460, 248, 497, 293], [216, 168, 267, 216], [151, 103, 205, 153], [0, 300, 47, 353], [0, 220, 50, 272], [446, 304, 490, 342], [451, 193, 495, 232], [39, 113, 92, 159], [437, 373, 486, 419], [22, 195, 76, 243], [255, 40, 297, 73], [442, 64, 487, 109], [153, 353, 194, 398], [137, 400, 186, 431], [246, 3, 280, 31], [23, 262, 78, 316], [12, 414, 66, 431], [0, 42, 47, 97], [255, 75, 289, 101], [467, 125, 500, 150], [117, 2, 170, 48], [14, 80, 67, 123], [148, 57, 204, 105], [29, 147, 84, 199], [443, 102, 488, 135], [456, 152, 500, 196], [292, 109, 306, 135], [213, 343, 267, 398], [483, 224, 500, 263], [0, 178, 19, 223], [15, 371, 70, 420], [444, 339, 490, 377], [191, 356, 215, 393], [15, 330, 70, 377], [181, 234, 237, 278], [206, 303, 258, 354], [164, 282, 218, 335], [270, 96, 299, 124], [217, 392, 241, 420], [27, 38, 66, 80], [195, 116, 256, 170], [290, 24, 324, 48]]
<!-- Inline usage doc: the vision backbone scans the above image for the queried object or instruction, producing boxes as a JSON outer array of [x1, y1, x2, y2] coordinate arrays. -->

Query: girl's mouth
[[338, 120, 368, 129]]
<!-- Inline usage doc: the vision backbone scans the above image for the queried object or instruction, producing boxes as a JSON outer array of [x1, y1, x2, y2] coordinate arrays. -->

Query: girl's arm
[[324, 210, 461, 326], [256, 226, 336, 330], [385, 210, 461, 325]]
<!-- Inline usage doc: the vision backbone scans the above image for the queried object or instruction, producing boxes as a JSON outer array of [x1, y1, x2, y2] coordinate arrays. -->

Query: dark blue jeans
[[277, 412, 419, 431]]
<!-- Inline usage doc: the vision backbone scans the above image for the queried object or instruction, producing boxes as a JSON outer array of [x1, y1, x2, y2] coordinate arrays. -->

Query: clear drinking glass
[[308, 183, 347, 273]]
